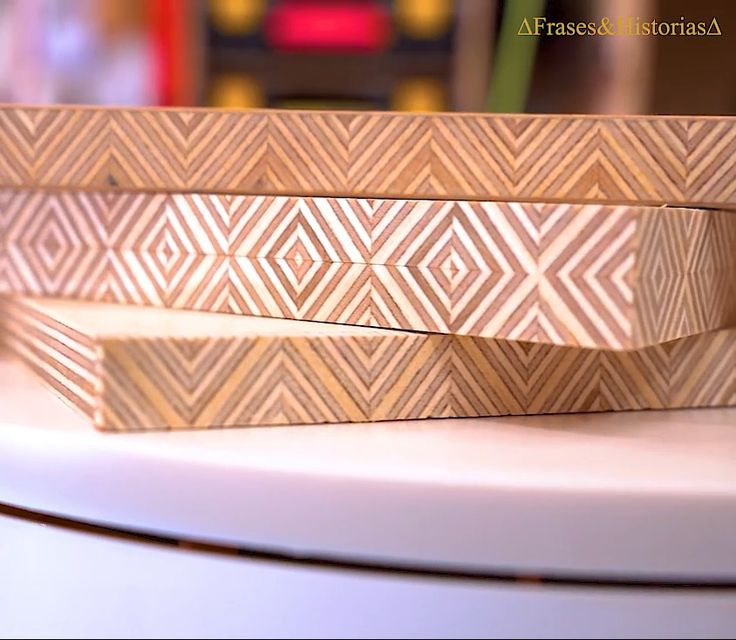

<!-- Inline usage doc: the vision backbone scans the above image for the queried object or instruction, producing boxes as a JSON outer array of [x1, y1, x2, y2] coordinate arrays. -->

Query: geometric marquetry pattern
[[0, 108, 109, 189], [1, 106, 735, 207], [687, 119, 736, 207], [2, 296, 734, 431], [2, 189, 734, 349], [597, 118, 687, 203]]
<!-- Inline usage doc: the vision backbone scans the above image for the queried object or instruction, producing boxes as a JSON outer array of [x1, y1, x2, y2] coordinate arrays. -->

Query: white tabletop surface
[[1, 356, 735, 580]]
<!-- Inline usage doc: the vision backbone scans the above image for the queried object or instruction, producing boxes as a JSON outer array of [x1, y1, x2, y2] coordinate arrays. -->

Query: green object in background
[[486, 0, 546, 113]]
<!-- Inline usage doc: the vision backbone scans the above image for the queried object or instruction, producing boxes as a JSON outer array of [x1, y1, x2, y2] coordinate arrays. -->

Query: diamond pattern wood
[[3, 189, 732, 349]]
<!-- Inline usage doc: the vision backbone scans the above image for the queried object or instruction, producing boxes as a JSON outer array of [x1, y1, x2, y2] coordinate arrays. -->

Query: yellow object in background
[[209, 0, 265, 35], [209, 74, 264, 108], [275, 99, 376, 111], [394, 0, 453, 39], [392, 77, 446, 112]]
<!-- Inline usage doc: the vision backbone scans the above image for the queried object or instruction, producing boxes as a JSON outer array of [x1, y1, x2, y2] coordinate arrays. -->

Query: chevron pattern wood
[[369, 333, 454, 421], [429, 115, 516, 197], [3, 296, 734, 431], [450, 337, 528, 416], [599, 345, 672, 411], [2, 189, 734, 349], [187, 111, 267, 192], [597, 118, 687, 203], [515, 117, 599, 200], [35, 108, 110, 188], [1, 297, 378, 430], [686, 119, 736, 206], [0, 109, 34, 185], [348, 113, 432, 195], [230, 257, 371, 324], [269, 111, 350, 194], [230, 195, 371, 262], [108, 109, 270, 192], [2, 106, 735, 207], [0, 108, 109, 188], [669, 330, 736, 408], [109, 110, 188, 190]]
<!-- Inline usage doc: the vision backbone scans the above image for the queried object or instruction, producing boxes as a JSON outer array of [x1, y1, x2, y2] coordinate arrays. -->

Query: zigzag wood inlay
[[1, 297, 734, 431], [1, 106, 735, 206], [2, 189, 734, 349]]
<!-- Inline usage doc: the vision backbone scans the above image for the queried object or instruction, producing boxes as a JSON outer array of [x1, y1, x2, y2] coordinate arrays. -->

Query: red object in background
[[265, 1, 390, 52], [150, 0, 174, 105], [150, 0, 193, 106]]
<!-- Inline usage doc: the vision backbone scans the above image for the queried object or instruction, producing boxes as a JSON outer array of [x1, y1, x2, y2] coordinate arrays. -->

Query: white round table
[[1, 357, 735, 638]]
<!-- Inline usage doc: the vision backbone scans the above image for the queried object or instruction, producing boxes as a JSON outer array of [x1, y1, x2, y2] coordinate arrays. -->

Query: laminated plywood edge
[[1, 294, 105, 423], [0, 106, 735, 207], [2, 296, 735, 432], [1, 296, 388, 430], [3, 189, 735, 349]]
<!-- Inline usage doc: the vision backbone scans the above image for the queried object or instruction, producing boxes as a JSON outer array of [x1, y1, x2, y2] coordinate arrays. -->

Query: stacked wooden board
[[1, 106, 734, 431], [1, 297, 734, 431], [2, 190, 735, 349], [0, 107, 734, 207]]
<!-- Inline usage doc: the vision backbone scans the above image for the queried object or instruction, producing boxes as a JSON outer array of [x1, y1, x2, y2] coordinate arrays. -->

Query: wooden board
[[0, 106, 735, 207], [2, 296, 734, 431], [2, 189, 735, 349]]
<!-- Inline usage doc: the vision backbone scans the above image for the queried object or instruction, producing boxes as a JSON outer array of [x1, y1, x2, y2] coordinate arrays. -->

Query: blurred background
[[0, 0, 734, 114]]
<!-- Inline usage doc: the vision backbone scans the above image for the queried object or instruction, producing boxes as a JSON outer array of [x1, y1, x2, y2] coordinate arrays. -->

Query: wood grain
[[2, 189, 734, 349], [2, 296, 734, 431], [0, 106, 735, 207]]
